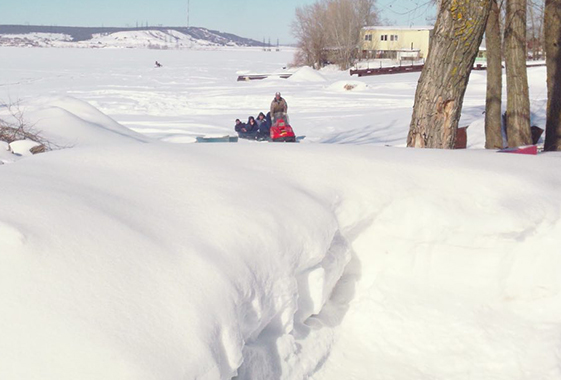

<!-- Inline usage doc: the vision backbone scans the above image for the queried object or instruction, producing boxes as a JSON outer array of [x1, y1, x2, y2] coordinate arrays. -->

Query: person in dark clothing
[[255, 112, 267, 128], [235, 118, 258, 140], [255, 112, 271, 140], [246, 116, 259, 133], [234, 118, 246, 133]]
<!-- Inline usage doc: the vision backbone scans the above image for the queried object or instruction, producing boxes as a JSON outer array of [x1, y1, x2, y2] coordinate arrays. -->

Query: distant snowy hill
[[0, 25, 263, 48]]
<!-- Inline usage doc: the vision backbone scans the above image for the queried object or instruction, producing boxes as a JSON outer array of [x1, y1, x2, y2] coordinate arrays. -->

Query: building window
[[390, 35, 399, 41], [381, 35, 388, 41], [365, 34, 372, 41]]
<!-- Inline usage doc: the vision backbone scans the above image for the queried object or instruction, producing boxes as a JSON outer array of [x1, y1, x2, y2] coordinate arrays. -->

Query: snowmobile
[[269, 116, 296, 143]]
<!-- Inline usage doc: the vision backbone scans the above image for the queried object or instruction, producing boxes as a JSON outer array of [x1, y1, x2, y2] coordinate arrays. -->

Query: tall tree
[[325, 0, 377, 69], [504, 0, 532, 147], [544, 0, 561, 150], [485, 0, 504, 149], [407, 0, 492, 148], [293, 0, 377, 70], [292, 3, 329, 69]]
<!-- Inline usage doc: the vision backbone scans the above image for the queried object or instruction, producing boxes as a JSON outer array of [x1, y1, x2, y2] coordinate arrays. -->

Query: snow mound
[[18, 96, 149, 147], [288, 66, 327, 82], [327, 80, 369, 92], [0, 141, 12, 164]]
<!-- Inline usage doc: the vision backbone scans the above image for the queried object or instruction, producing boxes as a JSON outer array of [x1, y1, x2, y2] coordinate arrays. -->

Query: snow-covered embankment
[[1, 97, 561, 380]]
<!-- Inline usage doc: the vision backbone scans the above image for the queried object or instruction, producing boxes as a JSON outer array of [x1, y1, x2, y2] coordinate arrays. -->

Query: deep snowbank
[[0, 143, 343, 379], [1, 99, 560, 380]]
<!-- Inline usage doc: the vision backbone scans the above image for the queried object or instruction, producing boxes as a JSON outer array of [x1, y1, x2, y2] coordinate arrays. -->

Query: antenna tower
[[187, 0, 190, 27]]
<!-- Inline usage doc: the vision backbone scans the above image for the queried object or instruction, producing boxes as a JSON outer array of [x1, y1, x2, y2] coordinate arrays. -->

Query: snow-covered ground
[[0, 47, 560, 380]]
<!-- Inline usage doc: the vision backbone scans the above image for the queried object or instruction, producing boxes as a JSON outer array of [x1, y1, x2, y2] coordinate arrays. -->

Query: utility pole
[[187, 0, 190, 28]]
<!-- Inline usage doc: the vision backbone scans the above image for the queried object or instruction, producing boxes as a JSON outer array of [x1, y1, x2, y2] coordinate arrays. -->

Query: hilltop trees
[[407, 0, 492, 148], [292, 0, 377, 70]]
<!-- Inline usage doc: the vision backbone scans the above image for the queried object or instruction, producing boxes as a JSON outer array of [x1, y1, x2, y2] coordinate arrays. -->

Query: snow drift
[[1, 96, 561, 380], [288, 66, 328, 82]]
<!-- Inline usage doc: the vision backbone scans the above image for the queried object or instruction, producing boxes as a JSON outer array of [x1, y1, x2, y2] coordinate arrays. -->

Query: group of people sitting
[[234, 92, 288, 140]]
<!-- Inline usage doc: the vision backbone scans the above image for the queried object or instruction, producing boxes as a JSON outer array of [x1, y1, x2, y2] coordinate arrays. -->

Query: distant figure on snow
[[270, 92, 287, 123], [155, 61, 162, 68]]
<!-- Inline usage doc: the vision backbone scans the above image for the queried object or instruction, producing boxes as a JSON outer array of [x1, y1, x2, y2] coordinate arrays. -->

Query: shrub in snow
[[0, 101, 55, 154]]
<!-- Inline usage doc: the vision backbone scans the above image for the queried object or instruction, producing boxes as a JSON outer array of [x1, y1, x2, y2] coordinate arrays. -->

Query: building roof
[[362, 26, 434, 31]]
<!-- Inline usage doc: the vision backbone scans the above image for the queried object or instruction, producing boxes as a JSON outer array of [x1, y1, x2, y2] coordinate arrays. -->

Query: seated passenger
[[256, 112, 268, 128], [246, 116, 259, 134], [234, 118, 246, 133], [234, 118, 257, 140], [255, 112, 271, 140]]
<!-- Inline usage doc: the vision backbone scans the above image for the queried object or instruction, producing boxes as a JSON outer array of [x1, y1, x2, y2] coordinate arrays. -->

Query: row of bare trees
[[292, 0, 377, 70], [407, 0, 561, 151]]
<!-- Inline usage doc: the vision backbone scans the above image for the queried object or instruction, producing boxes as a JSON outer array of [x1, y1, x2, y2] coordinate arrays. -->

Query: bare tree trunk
[[544, 0, 561, 150], [485, 0, 504, 148], [504, 0, 532, 147], [407, 0, 491, 148]]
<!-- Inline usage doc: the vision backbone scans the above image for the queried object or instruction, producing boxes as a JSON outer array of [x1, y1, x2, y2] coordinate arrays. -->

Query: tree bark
[[407, 0, 492, 149], [504, 0, 532, 147], [485, 0, 504, 149], [544, 0, 561, 151]]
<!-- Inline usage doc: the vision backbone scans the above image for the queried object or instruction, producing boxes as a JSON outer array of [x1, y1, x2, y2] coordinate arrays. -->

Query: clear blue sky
[[0, 0, 435, 44]]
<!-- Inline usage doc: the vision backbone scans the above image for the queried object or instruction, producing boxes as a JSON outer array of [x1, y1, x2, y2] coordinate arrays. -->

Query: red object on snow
[[270, 119, 296, 142], [498, 145, 538, 155]]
